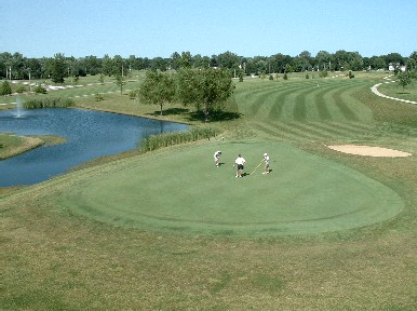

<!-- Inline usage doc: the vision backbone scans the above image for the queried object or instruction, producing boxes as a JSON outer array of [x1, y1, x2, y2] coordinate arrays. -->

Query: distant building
[[389, 63, 406, 72]]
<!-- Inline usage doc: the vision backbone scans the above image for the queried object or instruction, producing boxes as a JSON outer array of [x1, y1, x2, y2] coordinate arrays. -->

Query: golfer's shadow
[[218, 162, 225, 167]]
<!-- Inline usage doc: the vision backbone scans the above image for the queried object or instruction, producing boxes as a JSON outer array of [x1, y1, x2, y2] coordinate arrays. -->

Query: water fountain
[[14, 97, 25, 118]]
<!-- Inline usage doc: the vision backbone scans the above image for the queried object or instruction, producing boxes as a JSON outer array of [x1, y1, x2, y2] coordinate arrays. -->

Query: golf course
[[1, 72, 417, 310]]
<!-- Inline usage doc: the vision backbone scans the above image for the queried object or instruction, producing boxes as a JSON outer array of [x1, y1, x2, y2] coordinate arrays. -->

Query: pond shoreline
[[0, 134, 67, 160], [0, 107, 189, 189]]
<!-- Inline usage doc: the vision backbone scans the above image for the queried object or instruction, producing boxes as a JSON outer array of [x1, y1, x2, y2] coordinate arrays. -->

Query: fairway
[[55, 139, 403, 236]]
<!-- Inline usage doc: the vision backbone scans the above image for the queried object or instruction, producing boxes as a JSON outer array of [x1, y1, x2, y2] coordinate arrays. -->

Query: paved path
[[370, 76, 417, 105]]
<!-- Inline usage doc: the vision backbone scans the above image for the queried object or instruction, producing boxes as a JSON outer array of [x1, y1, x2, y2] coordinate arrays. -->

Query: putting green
[[55, 140, 404, 236]]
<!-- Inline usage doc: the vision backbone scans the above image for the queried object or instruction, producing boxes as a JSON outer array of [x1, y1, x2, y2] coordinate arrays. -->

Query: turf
[[2, 72, 417, 310], [51, 139, 403, 236]]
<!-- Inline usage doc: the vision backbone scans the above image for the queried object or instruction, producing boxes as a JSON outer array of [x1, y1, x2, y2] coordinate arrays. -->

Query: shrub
[[25, 97, 74, 109], [16, 85, 27, 93], [140, 126, 217, 151], [34, 84, 47, 94], [128, 90, 139, 100], [283, 73, 288, 80], [238, 71, 244, 82], [0, 81, 12, 95], [95, 93, 104, 102], [319, 70, 328, 78]]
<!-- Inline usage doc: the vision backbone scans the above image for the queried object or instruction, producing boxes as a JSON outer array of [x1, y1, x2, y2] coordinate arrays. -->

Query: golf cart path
[[370, 76, 417, 105]]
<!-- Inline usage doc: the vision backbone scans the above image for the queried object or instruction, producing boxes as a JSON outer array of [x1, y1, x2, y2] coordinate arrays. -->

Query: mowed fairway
[[54, 139, 403, 236]]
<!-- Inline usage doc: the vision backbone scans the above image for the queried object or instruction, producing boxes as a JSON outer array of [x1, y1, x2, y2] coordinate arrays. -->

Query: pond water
[[0, 108, 188, 187]]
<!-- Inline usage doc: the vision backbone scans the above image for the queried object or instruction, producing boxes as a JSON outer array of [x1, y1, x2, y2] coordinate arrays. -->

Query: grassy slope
[[1, 73, 417, 310]]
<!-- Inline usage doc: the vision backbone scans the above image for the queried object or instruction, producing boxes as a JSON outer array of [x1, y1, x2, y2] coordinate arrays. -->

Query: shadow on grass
[[188, 110, 242, 122], [148, 107, 190, 116], [146, 108, 242, 122]]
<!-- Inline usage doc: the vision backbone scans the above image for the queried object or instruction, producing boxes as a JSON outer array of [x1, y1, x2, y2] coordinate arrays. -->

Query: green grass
[[378, 79, 417, 102], [53, 139, 403, 236], [2, 72, 417, 310]]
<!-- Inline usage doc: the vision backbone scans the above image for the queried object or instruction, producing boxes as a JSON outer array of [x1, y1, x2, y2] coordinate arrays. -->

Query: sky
[[1, 0, 416, 59]]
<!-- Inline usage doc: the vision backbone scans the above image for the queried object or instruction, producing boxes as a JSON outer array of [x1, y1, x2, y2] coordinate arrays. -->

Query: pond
[[0, 108, 188, 187]]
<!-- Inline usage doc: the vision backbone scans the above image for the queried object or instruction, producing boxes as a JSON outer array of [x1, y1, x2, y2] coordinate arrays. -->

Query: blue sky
[[1, 0, 416, 58]]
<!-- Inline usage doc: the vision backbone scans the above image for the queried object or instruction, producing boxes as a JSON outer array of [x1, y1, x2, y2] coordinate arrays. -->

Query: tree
[[171, 52, 181, 70], [217, 51, 240, 69], [115, 74, 125, 95], [150, 57, 168, 71], [176, 68, 234, 122], [139, 70, 175, 116], [315, 50, 331, 71], [398, 72, 411, 94], [51, 53, 66, 83], [192, 54, 210, 68], [102, 54, 114, 76]]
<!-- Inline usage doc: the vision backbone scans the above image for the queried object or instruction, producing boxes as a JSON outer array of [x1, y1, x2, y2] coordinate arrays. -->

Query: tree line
[[1, 50, 417, 82]]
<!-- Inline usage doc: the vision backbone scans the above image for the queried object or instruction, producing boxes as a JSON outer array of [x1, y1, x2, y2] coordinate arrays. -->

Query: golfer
[[235, 154, 246, 177], [214, 151, 222, 168], [262, 153, 270, 174]]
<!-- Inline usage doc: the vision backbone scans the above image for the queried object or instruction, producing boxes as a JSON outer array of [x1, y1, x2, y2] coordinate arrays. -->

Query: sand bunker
[[328, 145, 412, 157]]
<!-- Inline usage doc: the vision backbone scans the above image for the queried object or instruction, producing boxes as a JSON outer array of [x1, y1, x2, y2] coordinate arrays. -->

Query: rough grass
[[2, 73, 417, 310]]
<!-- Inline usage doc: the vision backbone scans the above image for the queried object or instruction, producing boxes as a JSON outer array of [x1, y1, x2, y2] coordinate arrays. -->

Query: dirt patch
[[328, 145, 412, 157]]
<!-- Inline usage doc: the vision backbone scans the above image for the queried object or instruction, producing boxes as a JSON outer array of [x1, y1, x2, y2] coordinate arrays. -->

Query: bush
[[25, 98, 74, 109], [319, 70, 328, 78], [95, 93, 104, 102], [140, 126, 217, 151], [34, 84, 47, 94], [0, 81, 12, 95], [16, 85, 27, 93], [238, 71, 244, 82], [128, 90, 139, 100], [283, 73, 288, 80]]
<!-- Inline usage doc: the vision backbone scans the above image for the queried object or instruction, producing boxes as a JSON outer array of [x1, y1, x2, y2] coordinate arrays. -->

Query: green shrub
[[0, 81, 12, 95], [140, 126, 217, 151], [283, 73, 288, 80], [16, 85, 27, 93], [34, 84, 47, 94], [128, 90, 139, 100], [238, 71, 244, 82], [24, 97, 74, 109], [95, 93, 104, 102], [319, 70, 328, 78]]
